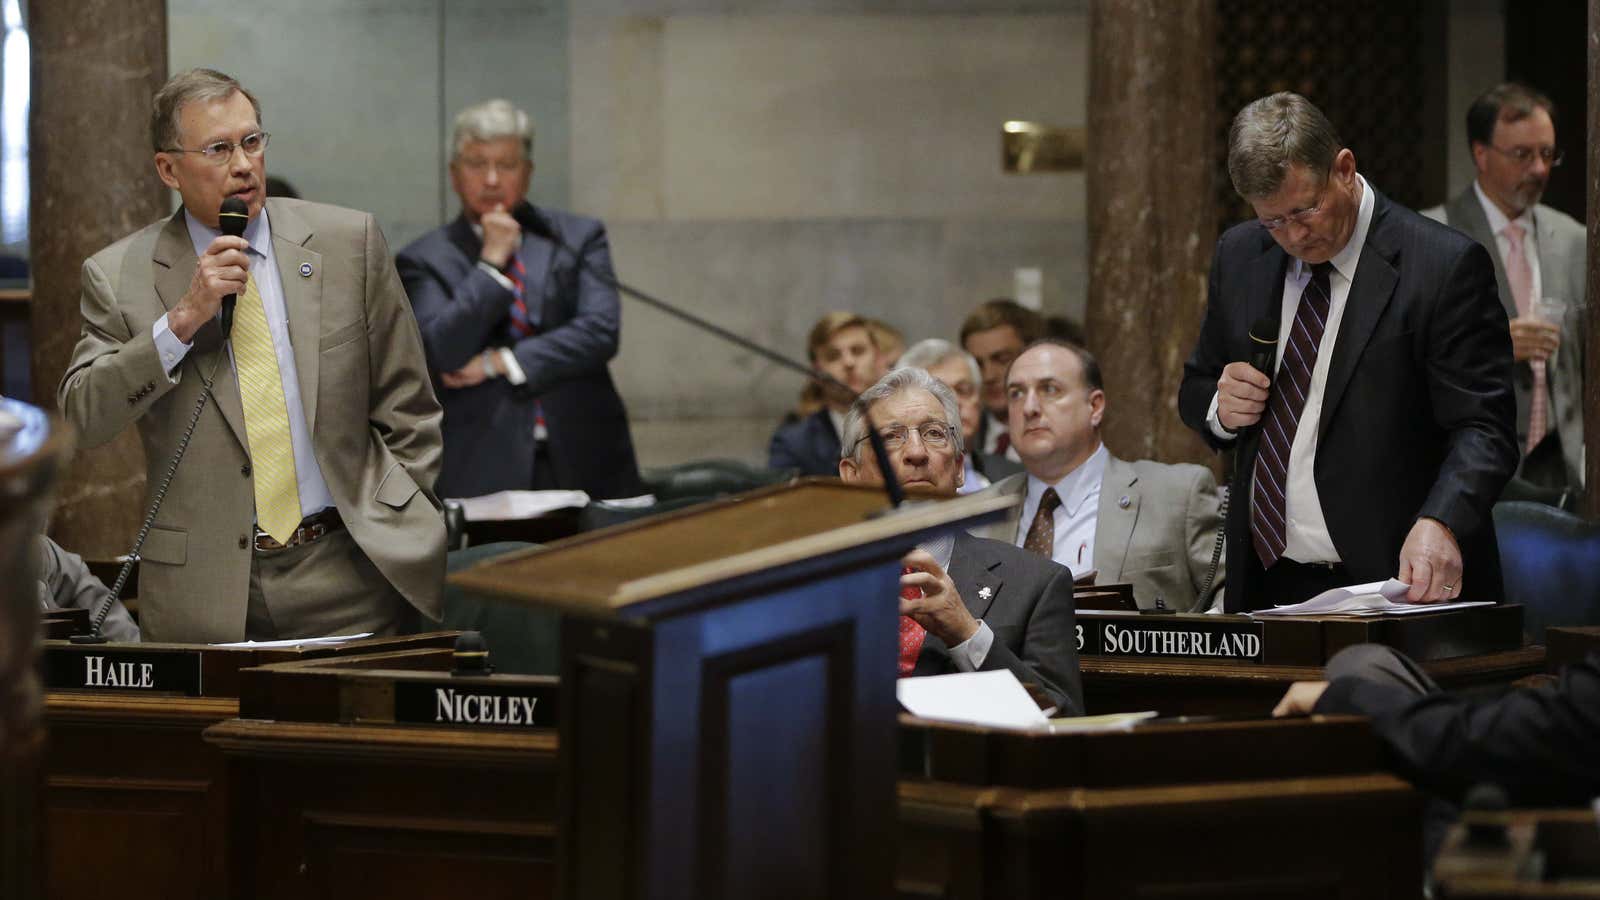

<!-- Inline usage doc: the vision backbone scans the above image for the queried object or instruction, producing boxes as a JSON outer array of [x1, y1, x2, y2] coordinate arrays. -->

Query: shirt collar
[[1472, 178, 1534, 238], [917, 532, 956, 571], [1027, 441, 1108, 517], [184, 205, 271, 259], [1290, 173, 1373, 285]]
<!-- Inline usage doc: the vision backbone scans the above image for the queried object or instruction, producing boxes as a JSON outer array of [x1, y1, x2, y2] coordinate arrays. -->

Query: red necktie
[[994, 429, 1010, 454], [898, 615, 927, 676]]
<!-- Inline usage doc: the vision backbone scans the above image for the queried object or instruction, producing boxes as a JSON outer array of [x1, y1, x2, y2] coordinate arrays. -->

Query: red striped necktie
[[1250, 261, 1333, 569]]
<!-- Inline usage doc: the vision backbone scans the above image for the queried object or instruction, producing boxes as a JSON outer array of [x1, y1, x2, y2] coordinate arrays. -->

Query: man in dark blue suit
[[768, 312, 885, 476], [1179, 93, 1518, 611], [398, 99, 642, 500]]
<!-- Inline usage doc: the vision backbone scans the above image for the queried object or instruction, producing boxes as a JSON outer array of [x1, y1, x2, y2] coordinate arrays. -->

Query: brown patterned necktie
[[1023, 488, 1061, 558]]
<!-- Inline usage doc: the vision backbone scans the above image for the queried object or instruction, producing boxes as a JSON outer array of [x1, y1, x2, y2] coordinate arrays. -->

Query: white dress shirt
[[1013, 442, 1107, 577], [1207, 175, 1377, 564], [151, 208, 335, 520]]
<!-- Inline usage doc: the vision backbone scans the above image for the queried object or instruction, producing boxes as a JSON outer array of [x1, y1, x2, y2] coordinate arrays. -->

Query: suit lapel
[[1447, 187, 1515, 318], [1092, 456, 1138, 582], [1247, 236, 1291, 366], [266, 202, 324, 435], [522, 227, 556, 331], [1318, 192, 1400, 443], [948, 533, 1002, 620], [152, 211, 248, 452]]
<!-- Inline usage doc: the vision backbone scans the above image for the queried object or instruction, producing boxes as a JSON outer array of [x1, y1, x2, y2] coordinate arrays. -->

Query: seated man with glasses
[[837, 367, 1082, 716], [58, 68, 446, 642], [397, 99, 642, 501], [1179, 92, 1516, 612], [1423, 83, 1586, 500]]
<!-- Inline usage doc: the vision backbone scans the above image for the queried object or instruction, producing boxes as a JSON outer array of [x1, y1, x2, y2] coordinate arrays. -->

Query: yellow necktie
[[232, 274, 302, 544]]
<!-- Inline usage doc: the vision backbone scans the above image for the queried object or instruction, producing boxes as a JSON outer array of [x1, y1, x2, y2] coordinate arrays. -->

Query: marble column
[[1586, 0, 1599, 514], [28, 0, 168, 557], [1085, 0, 1218, 468]]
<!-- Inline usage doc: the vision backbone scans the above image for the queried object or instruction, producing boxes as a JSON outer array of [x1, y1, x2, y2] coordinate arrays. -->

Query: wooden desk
[[1433, 808, 1600, 898], [1076, 606, 1543, 715], [897, 714, 1425, 899], [40, 634, 457, 900], [1545, 626, 1600, 673]]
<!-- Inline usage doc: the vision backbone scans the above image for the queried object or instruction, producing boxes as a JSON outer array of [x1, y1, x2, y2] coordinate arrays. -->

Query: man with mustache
[[59, 69, 446, 642], [1423, 84, 1586, 498], [837, 367, 1081, 715], [398, 99, 642, 499]]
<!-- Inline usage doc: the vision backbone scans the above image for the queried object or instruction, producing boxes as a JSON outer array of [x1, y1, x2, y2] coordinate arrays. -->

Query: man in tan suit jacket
[[58, 69, 445, 642], [974, 340, 1225, 612]]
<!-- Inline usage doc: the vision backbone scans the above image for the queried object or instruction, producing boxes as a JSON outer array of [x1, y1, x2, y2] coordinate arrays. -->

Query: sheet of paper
[[452, 490, 590, 521], [211, 632, 374, 649], [1252, 578, 1493, 617], [897, 669, 1050, 730]]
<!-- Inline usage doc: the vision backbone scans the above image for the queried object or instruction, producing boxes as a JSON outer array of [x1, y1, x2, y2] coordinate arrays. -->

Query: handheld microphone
[[1247, 316, 1278, 379], [217, 197, 250, 339], [511, 202, 907, 508]]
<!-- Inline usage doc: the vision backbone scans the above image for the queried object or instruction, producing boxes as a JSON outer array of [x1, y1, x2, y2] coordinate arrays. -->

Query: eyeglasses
[[1257, 181, 1328, 232], [163, 131, 270, 165], [1485, 144, 1564, 167], [854, 422, 954, 453], [457, 157, 528, 175]]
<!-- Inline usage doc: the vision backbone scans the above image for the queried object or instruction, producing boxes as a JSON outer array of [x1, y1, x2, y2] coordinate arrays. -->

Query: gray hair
[[839, 368, 965, 462], [151, 69, 262, 153], [451, 99, 534, 161], [1226, 92, 1343, 200], [898, 339, 981, 387]]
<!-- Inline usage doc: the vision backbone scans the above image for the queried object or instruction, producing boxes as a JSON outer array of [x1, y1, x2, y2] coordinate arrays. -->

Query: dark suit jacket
[[1179, 188, 1519, 611], [1315, 650, 1600, 806], [767, 408, 841, 476], [397, 209, 643, 499], [911, 532, 1083, 716]]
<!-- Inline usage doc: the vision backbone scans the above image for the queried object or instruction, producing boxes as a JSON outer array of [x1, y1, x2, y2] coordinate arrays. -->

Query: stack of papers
[[212, 632, 374, 649], [452, 490, 590, 521], [1251, 579, 1493, 617], [897, 670, 1157, 732]]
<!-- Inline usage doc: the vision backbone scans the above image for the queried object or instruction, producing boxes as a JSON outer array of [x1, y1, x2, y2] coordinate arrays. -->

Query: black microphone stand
[[514, 205, 905, 508]]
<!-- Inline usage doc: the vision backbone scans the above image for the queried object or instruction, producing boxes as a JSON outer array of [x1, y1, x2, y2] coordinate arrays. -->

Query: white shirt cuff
[[947, 620, 994, 671], [1205, 391, 1237, 442], [497, 347, 527, 386], [476, 260, 515, 292], [152, 314, 193, 379]]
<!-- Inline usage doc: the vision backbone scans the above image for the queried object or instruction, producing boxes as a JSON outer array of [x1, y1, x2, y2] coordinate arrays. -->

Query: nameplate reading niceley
[[1076, 616, 1265, 663], [392, 680, 560, 729], [44, 647, 204, 695]]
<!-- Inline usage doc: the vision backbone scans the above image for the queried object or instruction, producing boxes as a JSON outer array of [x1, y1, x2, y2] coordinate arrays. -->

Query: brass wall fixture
[[1002, 121, 1084, 173]]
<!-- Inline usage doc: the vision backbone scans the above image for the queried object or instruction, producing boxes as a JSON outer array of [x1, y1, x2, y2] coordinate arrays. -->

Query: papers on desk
[[211, 632, 373, 649], [452, 490, 590, 521], [1250, 578, 1494, 617], [897, 670, 1157, 733]]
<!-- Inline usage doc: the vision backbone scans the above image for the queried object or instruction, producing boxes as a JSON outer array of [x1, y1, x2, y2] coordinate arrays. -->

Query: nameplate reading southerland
[[44, 646, 204, 695], [393, 680, 559, 729], [1076, 616, 1264, 663]]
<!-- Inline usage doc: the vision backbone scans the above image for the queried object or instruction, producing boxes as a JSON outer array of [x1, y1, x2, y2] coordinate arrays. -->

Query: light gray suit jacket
[[975, 455, 1225, 612], [1424, 189, 1586, 488], [58, 199, 447, 642]]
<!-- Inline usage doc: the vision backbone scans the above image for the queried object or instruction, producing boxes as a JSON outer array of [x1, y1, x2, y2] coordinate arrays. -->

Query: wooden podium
[[450, 480, 1012, 900]]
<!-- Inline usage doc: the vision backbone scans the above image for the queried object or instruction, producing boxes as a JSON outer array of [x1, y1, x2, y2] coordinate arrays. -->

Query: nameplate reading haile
[[393, 681, 559, 729], [1076, 618, 1264, 663], [43, 647, 204, 695]]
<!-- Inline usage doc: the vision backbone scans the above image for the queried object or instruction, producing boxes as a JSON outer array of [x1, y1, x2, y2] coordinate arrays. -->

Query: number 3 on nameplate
[[1075, 624, 1085, 651]]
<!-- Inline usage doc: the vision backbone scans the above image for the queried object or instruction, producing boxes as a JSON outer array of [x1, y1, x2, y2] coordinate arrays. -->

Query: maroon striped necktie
[[1250, 261, 1333, 569]]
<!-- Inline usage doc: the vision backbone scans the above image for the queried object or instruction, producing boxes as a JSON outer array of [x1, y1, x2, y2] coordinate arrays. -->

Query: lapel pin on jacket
[[299, 262, 313, 277], [978, 586, 993, 601], [1118, 495, 1131, 509]]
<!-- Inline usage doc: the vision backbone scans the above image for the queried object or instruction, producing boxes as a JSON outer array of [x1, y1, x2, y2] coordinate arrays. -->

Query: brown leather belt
[[254, 508, 344, 552]]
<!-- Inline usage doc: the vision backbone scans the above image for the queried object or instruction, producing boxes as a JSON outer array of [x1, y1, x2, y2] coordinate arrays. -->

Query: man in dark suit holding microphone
[[398, 99, 643, 500], [1178, 92, 1518, 612]]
